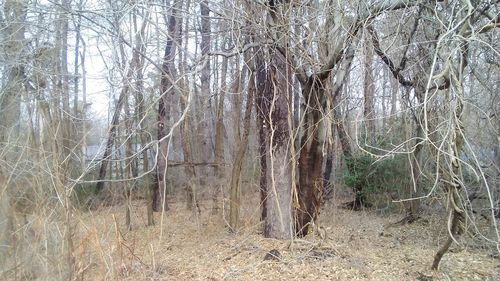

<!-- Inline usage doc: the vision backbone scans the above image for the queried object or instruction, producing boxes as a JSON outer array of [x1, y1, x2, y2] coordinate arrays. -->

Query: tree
[[256, 48, 294, 239], [229, 51, 254, 231], [154, 0, 184, 212]]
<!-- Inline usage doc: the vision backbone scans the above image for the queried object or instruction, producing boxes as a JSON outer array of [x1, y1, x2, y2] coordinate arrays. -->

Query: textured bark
[[296, 77, 328, 236], [254, 47, 293, 238], [259, 50, 293, 239], [154, 0, 183, 212]]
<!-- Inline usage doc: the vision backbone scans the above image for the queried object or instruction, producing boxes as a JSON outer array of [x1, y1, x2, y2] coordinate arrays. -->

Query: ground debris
[[41, 198, 500, 281], [416, 271, 433, 281], [263, 249, 281, 261]]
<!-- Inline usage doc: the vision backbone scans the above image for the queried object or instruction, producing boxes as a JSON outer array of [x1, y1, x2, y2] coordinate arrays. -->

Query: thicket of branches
[[0, 0, 498, 279]]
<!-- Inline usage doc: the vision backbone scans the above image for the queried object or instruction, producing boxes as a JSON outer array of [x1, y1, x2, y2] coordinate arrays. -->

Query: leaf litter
[[66, 196, 500, 280]]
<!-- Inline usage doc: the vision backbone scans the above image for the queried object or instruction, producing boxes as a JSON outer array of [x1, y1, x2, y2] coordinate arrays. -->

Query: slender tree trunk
[[400, 86, 425, 222], [229, 56, 254, 231], [212, 54, 228, 213], [124, 90, 133, 231], [363, 35, 375, 143], [126, 6, 153, 225], [255, 56, 268, 223], [179, 96, 199, 211], [96, 3, 141, 192], [390, 74, 398, 125], [96, 71, 132, 192], [197, 0, 212, 182]]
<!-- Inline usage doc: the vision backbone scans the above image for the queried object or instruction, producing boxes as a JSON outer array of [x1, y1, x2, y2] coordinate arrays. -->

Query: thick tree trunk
[[296, 77, 328, 236], [264, 54, 293, 239], [255, 49, 293, 239], [153, 0, 183, 212]]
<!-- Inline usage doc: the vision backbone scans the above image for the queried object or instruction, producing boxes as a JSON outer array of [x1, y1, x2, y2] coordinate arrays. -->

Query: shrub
[[343, 154, 409, 208]]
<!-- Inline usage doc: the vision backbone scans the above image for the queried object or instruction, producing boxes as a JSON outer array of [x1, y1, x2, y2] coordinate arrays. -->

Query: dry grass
[[2, 193, 499, 281]]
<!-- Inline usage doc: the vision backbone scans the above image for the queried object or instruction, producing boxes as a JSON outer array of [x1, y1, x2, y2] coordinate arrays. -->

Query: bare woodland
[[0, 0, 499, 280]]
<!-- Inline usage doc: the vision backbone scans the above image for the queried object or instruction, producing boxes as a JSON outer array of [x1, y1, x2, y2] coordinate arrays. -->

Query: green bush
[[343, 154, 409, 207]]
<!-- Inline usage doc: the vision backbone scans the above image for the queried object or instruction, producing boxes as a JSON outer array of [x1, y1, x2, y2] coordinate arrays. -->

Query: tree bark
[[296, 77, 329, 236], [260, 49, 294, 239], [363, 35, 375, 143], [197, 0, 212, 181], [229, 57, 254, 231], [153, 0, 183, 212], [255, 55, 268, 222], [212, 54, 228, 213]]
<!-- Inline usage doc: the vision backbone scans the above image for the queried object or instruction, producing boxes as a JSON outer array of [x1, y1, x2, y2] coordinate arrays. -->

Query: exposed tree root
[[432, 209, 463, 270]]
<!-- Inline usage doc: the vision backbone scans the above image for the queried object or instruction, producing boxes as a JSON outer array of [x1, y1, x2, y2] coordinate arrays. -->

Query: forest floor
[[71, 195, 499, 281]]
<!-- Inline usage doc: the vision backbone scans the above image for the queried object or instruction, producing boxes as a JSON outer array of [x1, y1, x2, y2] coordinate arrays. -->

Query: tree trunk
[[256, 56, 268, 223], [323, 48, 354, 202], [363, 35, 375, 143], [130, 7, 153, 225], [154, 0, 183, 212], [400, 86, 426, 222], [124, 89, 133, 231], [212, 54, 228, 213], [257, 49, 293, 239], [296, 77, 329, 236], [197, 0, 212, 184], [180, 103, 199, 212], [95, 85, 127, 192], [229, 59, 254, 231]]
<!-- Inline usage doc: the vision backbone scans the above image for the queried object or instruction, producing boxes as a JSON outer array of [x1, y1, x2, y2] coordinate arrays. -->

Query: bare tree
[[154, 0, 183, 212]]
